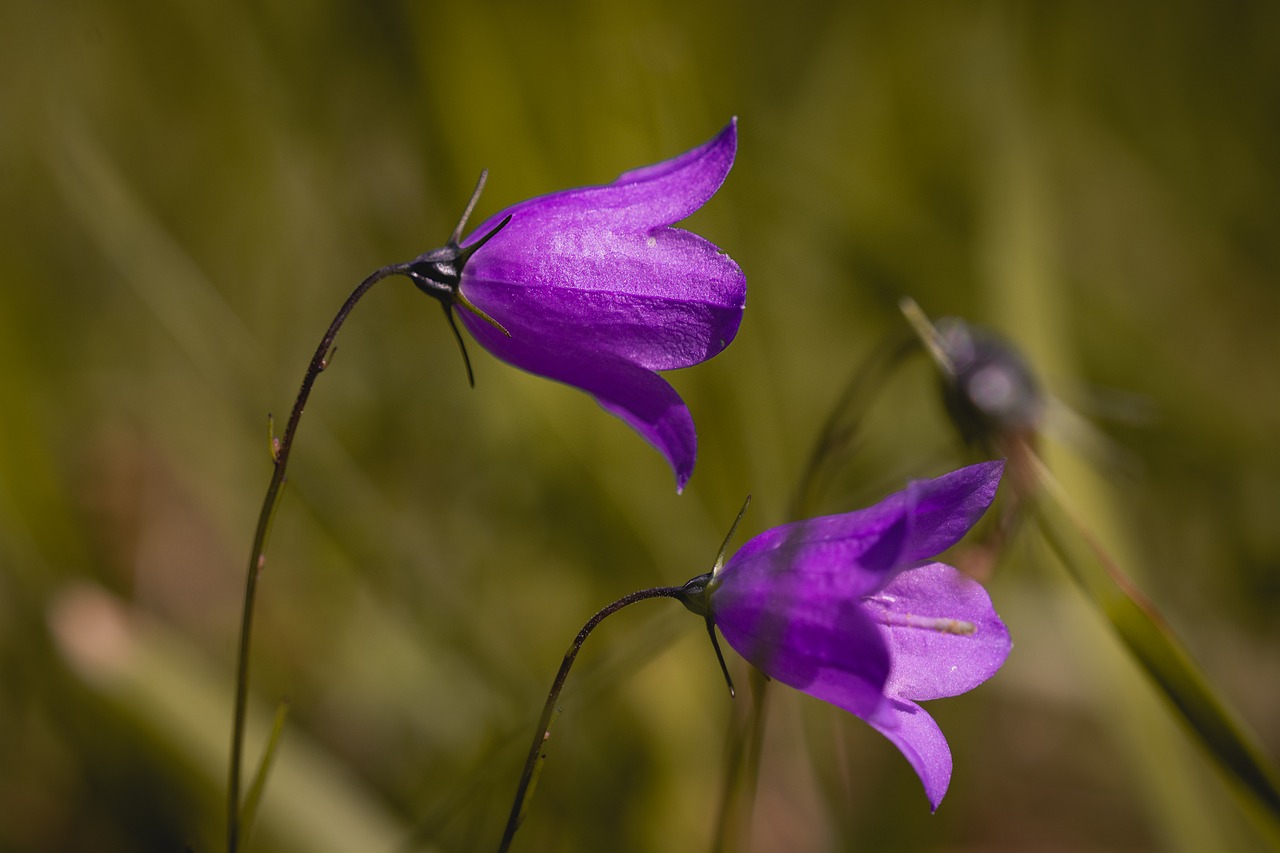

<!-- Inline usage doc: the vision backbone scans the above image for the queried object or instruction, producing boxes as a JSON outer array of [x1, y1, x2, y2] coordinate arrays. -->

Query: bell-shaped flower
[[680, 461, 1010, 809], [400, 121, 746, 491]]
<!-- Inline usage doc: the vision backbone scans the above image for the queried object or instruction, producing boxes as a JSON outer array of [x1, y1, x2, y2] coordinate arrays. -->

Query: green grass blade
[[239, 698, 290, 850], [1026, 454, 1280, 831]]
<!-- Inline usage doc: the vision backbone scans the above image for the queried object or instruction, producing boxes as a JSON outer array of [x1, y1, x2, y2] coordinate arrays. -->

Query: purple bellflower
[[401, 121, 746, 492], [679, 460, 1010, 810]]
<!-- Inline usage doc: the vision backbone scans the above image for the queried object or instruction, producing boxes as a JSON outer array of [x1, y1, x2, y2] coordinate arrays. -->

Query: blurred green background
[[3, 1, 1280, 850]]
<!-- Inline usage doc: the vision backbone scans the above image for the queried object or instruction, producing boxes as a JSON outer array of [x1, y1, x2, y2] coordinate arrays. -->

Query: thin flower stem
[[227, 262, 410, 853], [498, 585, 685, 853], [708, 666, 769, 853], [707, 333, 919, 849]]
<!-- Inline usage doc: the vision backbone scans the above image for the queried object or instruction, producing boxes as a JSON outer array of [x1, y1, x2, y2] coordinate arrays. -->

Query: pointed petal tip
[[921, 458, 1007, 513], [974, 457, 1007, 503], [715, 117, 738, 161], [670, 119, 737, 184], [673, 459, 693, 494], [866, 699, 954, 813], [955, 458, 1006, 486], [924, 759, 951, 811]]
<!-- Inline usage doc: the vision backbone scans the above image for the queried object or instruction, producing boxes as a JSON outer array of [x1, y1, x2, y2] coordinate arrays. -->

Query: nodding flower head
[[934, 318, 1045, 449], [401, 120, 746, 492], [679, 461, 1010, 810]]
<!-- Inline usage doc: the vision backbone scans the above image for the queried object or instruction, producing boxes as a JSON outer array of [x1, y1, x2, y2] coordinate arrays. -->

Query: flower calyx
[[675, 570, 735, 699], [403, 170, 513, 386], [675, 494, 753, 698]]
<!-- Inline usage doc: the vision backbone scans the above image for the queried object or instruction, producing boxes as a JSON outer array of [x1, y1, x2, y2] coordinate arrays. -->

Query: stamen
[[872, 608, 976, 635]]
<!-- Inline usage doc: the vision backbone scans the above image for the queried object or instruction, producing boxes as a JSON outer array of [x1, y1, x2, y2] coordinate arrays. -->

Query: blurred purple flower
[[404, 121, 746, 492], [684, 461, 1010, 809]]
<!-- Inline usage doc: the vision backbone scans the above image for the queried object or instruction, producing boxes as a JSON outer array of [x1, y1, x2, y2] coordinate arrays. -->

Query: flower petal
[[898, 460, 1005, 566], [714, 582, 891, 720], [458, 121, 744, 371], [460, 318, 697, 491], [864, 562, 1012, 701], [464, 120, 738, 239], [716, 499, 912, 601], [864, 697, 953, 811], [461, 223, 744, 370], [717, 461, 1005, 600]]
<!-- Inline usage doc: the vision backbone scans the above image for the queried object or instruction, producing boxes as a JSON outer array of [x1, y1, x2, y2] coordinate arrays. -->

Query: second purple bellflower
[[680, 461, 1011, 809]]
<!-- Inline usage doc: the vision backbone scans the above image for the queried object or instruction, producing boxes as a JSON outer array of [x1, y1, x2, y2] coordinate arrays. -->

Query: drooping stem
[[708, 666, 770, 853], [227, 262, 410, 853], [498, 585, 685, 853]]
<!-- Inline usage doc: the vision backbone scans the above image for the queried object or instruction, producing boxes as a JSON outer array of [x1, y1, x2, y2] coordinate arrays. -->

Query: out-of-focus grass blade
[[1025, 452, 1280, 832], [708, 667, 770, 853], [239, 698, 290, 849], [905, 296, 1280, 835], [789, 329, 920, 519], [46, 582, 415, 853]]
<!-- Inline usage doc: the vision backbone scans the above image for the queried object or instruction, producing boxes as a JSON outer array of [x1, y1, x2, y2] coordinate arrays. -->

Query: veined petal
[[404, 123, 743, 488], [713, 583, 891, 720], [718, 462, 1005, 599], [462, 224, 744, 370], [462, 120, 738, 242], [461, 316, 697, 491], [717, 501, 912, 600], [864, 697, 953, 812], [897, 461, 1005, 567], [864, 562, 1011, 701], [706, 463, 1010, 812]]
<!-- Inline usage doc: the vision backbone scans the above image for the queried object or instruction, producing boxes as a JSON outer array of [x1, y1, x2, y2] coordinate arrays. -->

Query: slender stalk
[[498, 585, 685, 853], [709, 667, 769, 853], [227, 262, 409, 853]]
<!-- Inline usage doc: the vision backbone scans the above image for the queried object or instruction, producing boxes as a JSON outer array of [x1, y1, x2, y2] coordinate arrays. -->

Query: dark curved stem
[[227, 262, 410, 853], [790, 331, 919, 520], [498, 585, 685, 853]]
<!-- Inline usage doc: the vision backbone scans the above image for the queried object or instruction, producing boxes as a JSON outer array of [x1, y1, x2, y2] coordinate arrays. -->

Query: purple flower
[[403, 121, 746, 492], [683, 461, 1010, 809]]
